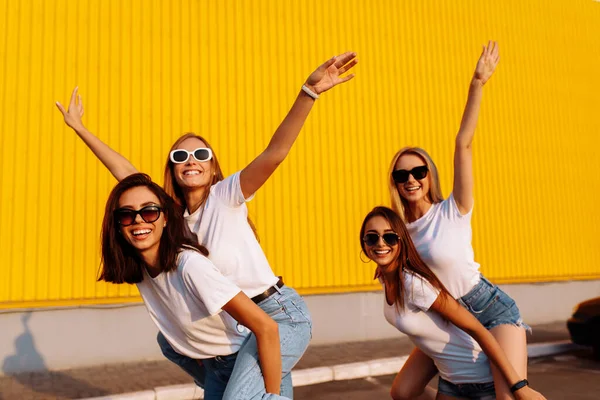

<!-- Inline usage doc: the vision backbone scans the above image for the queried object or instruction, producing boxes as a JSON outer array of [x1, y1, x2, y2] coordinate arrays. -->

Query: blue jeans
[[203, 353, 239, 400], [157, 331, 206, 388], [222, 285, 312, 399], [438, 377, 496, 399], [157, 285, 312, 400], [458, 275, 530, 331]]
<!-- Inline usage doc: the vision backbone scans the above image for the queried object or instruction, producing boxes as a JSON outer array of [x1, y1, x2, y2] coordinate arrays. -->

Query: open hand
[[56, 87, 85, 132], [304, 52, 358, 95], [473, 41, 500, 85]]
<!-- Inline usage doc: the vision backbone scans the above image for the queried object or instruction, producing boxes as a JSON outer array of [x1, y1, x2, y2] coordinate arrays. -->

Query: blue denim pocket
[[256, 295, 286, 318], [460, 275, 526, 330], [463, 285, 500, 315], [258, 286, 313, 327]]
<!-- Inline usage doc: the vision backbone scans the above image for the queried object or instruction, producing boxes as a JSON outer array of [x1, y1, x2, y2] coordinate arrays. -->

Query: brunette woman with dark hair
[[101, 173, 288, 400], [57, 53, 357, 398], [360, 207, 545, 400]]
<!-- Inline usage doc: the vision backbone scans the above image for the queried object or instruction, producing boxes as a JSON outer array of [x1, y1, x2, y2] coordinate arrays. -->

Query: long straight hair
[[162, 132, 259, 239], [359, 206, 449, 310], [100, 173, 208, 284], [388, 147, 444, 223]]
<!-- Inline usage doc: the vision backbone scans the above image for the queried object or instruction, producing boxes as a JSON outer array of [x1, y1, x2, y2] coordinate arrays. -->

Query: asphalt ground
[[294, 348, 600, 400], [0, 322, 574, 400]]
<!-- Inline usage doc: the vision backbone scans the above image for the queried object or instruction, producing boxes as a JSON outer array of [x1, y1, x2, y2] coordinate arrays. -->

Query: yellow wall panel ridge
[[1, 0, 599, 308]]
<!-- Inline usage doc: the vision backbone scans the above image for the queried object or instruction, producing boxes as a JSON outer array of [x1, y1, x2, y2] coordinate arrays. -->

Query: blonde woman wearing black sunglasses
[[387, 42, 532, 400], [57, 53, 357, 399]]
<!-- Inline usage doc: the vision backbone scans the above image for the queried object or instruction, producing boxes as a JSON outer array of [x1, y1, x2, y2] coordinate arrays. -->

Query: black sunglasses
[[114, 206, 163, 226], [363, 232, 400, 247], [392, 165, 428, 184]]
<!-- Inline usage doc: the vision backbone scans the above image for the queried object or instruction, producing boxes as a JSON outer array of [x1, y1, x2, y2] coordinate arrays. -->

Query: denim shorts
[[459, 275, 530, 331], [438, 376, 495, 399]]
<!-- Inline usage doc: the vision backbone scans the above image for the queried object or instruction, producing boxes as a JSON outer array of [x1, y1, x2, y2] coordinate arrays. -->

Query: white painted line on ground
[[553, 354, 578, 362], [77, 340, 581, 400], [332, 361, 371, 381], [527, 340, 586, 358], [368, 355, 408, 376], [81, 390, 156, 400], [292, 366, 334, 387], [155, 383, 203, 400]]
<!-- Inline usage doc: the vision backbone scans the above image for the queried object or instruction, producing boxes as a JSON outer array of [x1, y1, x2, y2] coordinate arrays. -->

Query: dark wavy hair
[[360, 206, 449, 310], [100, 173, 208, 284], [163, 132, 259, 240]]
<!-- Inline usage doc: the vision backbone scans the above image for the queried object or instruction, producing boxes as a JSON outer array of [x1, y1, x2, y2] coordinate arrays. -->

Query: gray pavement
[[295, 349, 600, 399], [0, 322, 571, 400]]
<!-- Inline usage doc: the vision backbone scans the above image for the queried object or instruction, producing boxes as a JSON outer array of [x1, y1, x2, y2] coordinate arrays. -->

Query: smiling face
[[117, 186, 166, 258], [394, 153, 431, 205], [363, 215, 401, 268], [171, 137, 215, 191]]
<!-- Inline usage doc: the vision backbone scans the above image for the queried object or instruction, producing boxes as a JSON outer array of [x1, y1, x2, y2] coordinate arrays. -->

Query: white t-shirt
[[136, 249, 248, 359], [406, 194, 481, 298], [383, 272, 493, 384], [184, 172, 279, 298]]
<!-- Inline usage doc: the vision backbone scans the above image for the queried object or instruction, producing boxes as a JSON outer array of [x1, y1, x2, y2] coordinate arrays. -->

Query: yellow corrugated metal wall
[[1, 0, 599, 309]]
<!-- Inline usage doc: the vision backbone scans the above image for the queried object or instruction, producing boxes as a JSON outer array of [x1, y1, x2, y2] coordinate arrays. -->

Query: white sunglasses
[[169, 148, 213, 164]]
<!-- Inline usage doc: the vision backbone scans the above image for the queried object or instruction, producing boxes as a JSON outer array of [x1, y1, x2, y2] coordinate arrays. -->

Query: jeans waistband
[[460, 274, 494, 302]]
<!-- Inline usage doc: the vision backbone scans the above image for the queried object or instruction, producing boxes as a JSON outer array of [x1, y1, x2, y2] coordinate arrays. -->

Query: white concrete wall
[[1, 280, 599, 375], [0, 306, 164, 375]]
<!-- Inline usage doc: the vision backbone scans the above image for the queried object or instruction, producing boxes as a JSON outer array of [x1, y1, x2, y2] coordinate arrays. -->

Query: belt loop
[[274, 276, 284, 294], [481, 274, 494, 287], [274, 283, 283, 294]]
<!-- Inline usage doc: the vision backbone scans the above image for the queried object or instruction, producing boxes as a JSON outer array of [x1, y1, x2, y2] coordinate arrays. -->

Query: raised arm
[[239, 52, 358, 199], [56, 87, 139, 181], [453, 41, 500, 214], [221, 293, 282, 395], [430, 292, 545, 400]]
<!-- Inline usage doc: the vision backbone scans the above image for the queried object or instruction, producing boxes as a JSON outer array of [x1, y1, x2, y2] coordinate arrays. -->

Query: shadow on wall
[[1, 312, 110, 399]]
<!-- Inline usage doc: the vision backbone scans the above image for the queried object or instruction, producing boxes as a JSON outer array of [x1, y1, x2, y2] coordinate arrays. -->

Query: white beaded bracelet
[[301, 84, 319, 100]]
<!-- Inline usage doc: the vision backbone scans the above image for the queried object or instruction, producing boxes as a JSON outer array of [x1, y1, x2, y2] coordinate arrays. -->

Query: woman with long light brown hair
[[360, 206, 545, 400], [388, 42, 531, 400]]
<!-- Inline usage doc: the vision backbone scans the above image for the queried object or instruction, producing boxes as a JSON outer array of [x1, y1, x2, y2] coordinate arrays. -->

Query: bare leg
[[489, 324, 528, 400], [391, 348, 438, 400]]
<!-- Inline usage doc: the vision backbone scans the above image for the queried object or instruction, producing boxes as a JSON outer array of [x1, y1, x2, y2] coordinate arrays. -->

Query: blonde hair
[[163, 132, 259, 240], [388, 147, 444, 223]]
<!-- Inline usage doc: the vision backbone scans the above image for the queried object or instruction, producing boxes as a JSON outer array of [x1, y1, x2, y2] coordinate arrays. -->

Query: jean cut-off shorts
[[438, 377, 496, 399], [458, 274, 530, 332], [437, 274, 530, 398]]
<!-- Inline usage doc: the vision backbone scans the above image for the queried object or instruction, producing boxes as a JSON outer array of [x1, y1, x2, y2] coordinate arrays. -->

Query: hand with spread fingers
[[304, 52, 358, 95], [56, 86, 86, 132], [473, 41, 500, 85]]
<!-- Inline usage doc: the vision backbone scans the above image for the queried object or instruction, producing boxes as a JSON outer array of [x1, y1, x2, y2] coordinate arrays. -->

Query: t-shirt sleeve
[[404, 272, 441, 312], [442, 193, 473, 221], [210, 171, 254, 207], [180, 251, 242, 315]]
